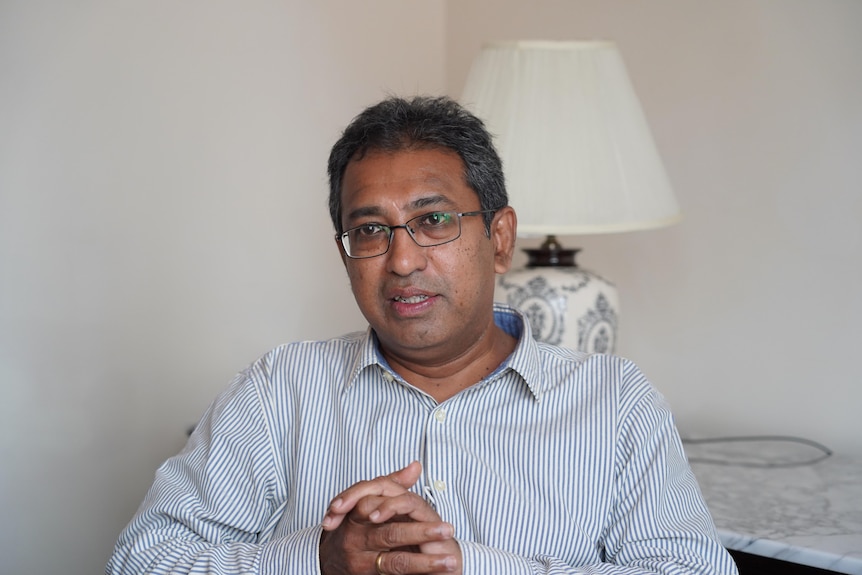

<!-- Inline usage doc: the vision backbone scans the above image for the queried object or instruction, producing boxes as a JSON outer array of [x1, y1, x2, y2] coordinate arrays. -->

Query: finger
[[418, 536, 462, 565], [322, 462, 423, 530], [388, 460, 422, 488], [358, 492, 441, 524], [375, 549, 458, 575], [323, 479, 406, 530], [332, 462, 422, 511], [365, 520, 454, 550]]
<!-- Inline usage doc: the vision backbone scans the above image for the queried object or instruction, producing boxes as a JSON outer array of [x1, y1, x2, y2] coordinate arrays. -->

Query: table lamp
[[460, 40, 681, 353]]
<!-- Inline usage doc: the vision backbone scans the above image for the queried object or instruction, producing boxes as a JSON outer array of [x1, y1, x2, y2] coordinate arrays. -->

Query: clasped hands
[[319, 461, 462, 575]]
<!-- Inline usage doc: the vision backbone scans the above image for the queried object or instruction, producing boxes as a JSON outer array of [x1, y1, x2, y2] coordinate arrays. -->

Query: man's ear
[[491, 206, 517, 274]]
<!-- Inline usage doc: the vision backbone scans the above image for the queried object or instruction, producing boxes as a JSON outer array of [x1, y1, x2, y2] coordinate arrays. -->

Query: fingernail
[[330, 497, 342, 509], [441, 556, 457, 571], [321, 516, 332, 529], [430, 523, 454, 537], [369, 510, 381, 522]]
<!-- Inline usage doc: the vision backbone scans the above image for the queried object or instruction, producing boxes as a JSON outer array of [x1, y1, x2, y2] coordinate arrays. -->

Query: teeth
[[395, 295, 428, 304]]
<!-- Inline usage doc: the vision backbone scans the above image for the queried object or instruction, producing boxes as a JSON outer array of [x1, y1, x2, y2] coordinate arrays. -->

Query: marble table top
[[687, 437, 862, 574]]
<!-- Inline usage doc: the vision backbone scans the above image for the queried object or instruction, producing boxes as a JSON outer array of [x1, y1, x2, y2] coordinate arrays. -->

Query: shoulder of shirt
[[491, 303, 656, 401], [230, 330, 370, 391], [267, 330, 369, 365], [528, 346, 661, 420], [266, 330, 367, 354]]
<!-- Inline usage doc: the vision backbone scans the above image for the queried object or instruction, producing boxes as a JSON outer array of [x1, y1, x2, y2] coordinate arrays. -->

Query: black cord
[[681, 435, 833, 468]]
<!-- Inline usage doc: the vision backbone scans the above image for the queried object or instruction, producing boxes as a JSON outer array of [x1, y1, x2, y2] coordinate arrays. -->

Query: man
[[107, 96, 737, 575]]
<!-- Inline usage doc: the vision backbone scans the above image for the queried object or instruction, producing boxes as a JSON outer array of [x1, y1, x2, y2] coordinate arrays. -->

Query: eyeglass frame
[[336, 208, 500, 259]]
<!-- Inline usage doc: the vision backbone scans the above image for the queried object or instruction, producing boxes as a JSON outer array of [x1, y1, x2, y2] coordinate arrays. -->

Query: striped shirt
[[107, 304, 737, 574]]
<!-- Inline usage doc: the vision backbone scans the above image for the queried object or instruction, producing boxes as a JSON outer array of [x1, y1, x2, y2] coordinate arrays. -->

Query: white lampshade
[[460, 40, 681, 235]]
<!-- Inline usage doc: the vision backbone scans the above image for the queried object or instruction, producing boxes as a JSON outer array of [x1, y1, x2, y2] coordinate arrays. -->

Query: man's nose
[[386, 226, 427, 275]]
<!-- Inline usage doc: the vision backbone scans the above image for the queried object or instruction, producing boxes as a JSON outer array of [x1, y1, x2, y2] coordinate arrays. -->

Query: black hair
[[327, 95, 507, 235]]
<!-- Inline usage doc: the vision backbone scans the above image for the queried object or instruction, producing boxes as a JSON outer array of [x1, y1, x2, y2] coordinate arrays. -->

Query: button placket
[[424, 405, 453, 516]]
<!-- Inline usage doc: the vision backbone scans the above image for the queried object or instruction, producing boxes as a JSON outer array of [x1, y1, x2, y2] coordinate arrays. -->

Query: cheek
[[455, 241, 493, 271], [346, 264, 378, 302], [449, 244, 493, 291], [345, 265, 364, 291], [346, 264, 360, 281]]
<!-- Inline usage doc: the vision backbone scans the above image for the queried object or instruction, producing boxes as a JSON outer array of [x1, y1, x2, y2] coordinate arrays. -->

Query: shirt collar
[[491, 303, 547, 400], [344, 326, 385, 388], [344, 304, 551, 401]]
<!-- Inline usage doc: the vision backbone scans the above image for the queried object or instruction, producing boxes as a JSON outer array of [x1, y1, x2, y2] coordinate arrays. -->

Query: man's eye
[[355, 224, 386, 237], [419, 212, 453, 227]]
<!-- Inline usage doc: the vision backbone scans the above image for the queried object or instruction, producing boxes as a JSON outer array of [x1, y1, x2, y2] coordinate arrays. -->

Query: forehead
[[340, 147, 477, 221]]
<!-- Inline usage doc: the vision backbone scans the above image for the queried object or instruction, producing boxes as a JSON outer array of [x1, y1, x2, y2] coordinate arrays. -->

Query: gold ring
[[375, 551, 386, 575]]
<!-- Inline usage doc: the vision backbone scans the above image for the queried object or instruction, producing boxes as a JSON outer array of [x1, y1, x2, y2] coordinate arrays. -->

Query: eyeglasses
[[337, 209, 498, 259]]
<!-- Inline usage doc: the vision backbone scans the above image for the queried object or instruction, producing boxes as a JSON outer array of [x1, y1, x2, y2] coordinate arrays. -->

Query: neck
[[380, 324, 517, 403]]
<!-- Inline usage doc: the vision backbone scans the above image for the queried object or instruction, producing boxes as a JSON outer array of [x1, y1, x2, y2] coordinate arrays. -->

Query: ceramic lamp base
[[496, 266, 619, 354]]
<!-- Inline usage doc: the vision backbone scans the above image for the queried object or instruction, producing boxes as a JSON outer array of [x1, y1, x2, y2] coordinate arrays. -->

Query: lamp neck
[[522, 235, 580, 267]]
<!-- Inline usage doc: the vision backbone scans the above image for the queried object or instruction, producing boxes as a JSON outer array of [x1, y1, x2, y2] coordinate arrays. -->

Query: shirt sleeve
[[105, 369, 320, 575], [601, 361, 736, 573], [460, 360, 737, 575]]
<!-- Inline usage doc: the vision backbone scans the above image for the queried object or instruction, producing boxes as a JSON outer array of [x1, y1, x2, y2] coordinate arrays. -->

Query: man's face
[[338, 147, 515, 365]]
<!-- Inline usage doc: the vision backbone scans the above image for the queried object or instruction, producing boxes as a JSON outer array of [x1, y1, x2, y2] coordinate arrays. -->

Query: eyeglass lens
[[344, 211, 462, 258]]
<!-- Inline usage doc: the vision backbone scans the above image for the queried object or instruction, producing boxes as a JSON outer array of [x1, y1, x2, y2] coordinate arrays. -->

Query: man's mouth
[[393, 295, 430, 304]]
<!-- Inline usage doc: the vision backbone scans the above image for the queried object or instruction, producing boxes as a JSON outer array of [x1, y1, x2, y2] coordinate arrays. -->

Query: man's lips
[[387, 287, 437, 302], [387, 289, 439, 314], [392, 294, 431, 304]]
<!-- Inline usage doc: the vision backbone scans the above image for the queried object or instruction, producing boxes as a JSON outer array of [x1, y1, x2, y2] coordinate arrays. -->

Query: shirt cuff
[[459, 539, 534, 574], [257, 524, 323, 574]]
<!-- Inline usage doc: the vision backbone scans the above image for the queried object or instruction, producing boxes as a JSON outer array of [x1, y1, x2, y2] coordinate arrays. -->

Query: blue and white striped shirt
[[107, 305, 737, 574]]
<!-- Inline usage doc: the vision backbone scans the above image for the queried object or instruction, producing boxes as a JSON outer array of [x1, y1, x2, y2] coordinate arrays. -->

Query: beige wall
[[0, 2, 444, 574], [448, 0, 862, 454], [2, 2, 860, 574]]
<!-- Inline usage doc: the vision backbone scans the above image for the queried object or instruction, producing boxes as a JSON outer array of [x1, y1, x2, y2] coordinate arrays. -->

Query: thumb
[[388, 460, 422, 489]]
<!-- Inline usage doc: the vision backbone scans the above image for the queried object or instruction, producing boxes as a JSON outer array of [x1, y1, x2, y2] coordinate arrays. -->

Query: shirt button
[[382, 371, 394, 383], [433, 480, 446, 492], [434, 409, 446, 423]]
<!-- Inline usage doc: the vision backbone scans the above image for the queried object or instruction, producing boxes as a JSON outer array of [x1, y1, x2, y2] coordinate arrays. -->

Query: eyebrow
[[412, 194, 455, 211], [345, 194, 457, 223]]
